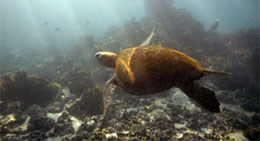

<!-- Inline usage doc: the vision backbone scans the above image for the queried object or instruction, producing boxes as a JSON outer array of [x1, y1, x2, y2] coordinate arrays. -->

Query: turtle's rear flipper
[[101, 75, 117, 129], [181, 83, 220, 113]]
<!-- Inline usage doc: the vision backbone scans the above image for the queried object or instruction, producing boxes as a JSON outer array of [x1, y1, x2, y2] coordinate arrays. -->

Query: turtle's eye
[[95, 52, 101, 58]]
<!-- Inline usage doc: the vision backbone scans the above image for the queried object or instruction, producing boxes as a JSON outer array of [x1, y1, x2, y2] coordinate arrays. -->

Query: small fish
[[85, 21, 90, 25], [54, 27, 61, 32], [44, 22, 48, 26]]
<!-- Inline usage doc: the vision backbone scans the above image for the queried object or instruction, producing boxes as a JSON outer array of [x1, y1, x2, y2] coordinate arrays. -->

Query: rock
[[28, 115, 55, 132], [105, 132, 118, 140], [72, 131, 90, 140], [243, 125, 260, 140], [67, 87, 103, 119], [2, 133, 20, 140], [154, 98, 169, 109], [54, 122, 75, 136], [0, 125, 10, 135], [160, 129, 173, 140], [226, 131, 249, 141], [1, 101, 23, 115], [46, 101, 64, 113], [64, 69, 94, 96], [149, 109, 171, 122], [0, 114, 16, 132], [176, 132, 183, 139], [25, 105, 55, 132], [169, 88, 200, 113], [174, 122, 187, 129], [57, 111, 70, 123], [0, 71, 60, 110], [251, 114, 260, 125], [28, 129, 47, 140], [77, 119, 96, 134], [70, 116, 83, 133], [25, 104, 45, 117], [0, 113, 28, 136], [241, 102, 260, 113], [201, 128, 213, 134], [139, 98, 151, 105]]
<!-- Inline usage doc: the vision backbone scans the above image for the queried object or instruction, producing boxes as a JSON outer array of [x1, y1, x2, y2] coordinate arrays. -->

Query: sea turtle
[[95, 26, 228, 127]]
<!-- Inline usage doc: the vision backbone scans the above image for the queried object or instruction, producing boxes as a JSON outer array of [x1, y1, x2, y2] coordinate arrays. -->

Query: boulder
[[0, 71, 61, 111]]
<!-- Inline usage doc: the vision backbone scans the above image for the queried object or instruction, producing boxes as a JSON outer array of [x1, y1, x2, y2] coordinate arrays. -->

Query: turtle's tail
[[203, 69, 231, 76]]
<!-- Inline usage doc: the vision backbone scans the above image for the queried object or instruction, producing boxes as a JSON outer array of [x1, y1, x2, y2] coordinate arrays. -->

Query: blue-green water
[[0, 0, 259, 140]]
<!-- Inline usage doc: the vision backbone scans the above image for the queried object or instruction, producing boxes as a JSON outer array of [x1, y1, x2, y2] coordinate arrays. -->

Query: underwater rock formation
[[0, 71, 60, 114], [67, 86, 103, 119], [102, 18, 146, 53], [144, 0, 206, 48], [243, 125, 260, 140], [204, 28, 260, 112], [69, 35, 101, 71], [35, 55, 72, 82], [144, 0, 174, 26], [62, 69, 94, 96], [26, 105, 55, 134], [0, 84, 258, 140]]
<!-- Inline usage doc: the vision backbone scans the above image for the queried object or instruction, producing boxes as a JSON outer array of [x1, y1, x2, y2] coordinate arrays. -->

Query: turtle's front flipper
[[140, 25, 158, 46], [101, 75, 117, 129], [181, 83, 220, 113]]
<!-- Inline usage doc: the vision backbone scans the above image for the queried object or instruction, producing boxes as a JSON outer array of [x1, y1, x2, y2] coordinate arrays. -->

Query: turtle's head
[[95, 52, 117, 68]]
